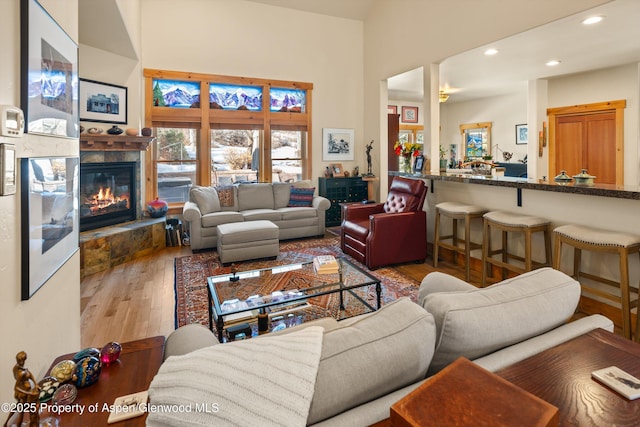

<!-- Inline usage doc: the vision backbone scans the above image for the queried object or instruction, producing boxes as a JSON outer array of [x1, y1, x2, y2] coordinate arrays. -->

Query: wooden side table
[[496, 328, 640, 426], [40, 336, 165, 426], [389, 357, 558, 426], [362, 176, 379, 201]]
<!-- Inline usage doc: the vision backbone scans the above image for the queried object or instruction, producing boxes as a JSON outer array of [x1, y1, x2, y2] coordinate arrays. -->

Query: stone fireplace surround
[[79, 134, 164, 279]]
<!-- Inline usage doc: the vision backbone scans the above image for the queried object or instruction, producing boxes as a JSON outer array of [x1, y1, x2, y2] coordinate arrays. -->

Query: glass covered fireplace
[[80, 162, 137, 231]]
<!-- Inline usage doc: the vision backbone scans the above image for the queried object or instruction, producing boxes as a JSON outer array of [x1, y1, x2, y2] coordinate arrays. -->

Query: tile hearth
[[80, 217, 166, 279]]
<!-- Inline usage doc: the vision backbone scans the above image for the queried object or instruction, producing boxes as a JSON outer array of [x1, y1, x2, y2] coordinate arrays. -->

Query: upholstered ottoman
[[217, 220, 279, 264]]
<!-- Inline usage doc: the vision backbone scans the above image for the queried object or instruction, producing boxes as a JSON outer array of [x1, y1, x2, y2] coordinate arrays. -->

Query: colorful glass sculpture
[[73, 347, 100, 362], [50, 360, 76, 382], [73, 356, 102, 388], [100, 341, 122, 365], [52, 384, 77, 405], [38, 376, 60, 402]]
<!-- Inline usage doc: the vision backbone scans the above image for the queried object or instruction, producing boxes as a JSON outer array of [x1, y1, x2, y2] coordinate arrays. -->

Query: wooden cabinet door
[[388, 114, 399, 172], [586, 112, 616, 185], [555, 112, 616, 184]]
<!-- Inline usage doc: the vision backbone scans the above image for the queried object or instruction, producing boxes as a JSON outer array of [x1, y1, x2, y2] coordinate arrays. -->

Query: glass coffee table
[[207, 256, 381, 341]]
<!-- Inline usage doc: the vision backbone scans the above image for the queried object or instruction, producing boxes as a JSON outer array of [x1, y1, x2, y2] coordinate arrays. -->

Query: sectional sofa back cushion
[[307, 297, 436, 425], [273, 182, 292, 209], [237, 183, 274, 211], [422, 268, 580, 375], [189, 186, 220, 215]]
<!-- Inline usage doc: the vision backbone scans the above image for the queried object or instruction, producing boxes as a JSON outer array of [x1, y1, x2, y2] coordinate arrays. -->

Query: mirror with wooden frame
[[460, 122, 492, 161]]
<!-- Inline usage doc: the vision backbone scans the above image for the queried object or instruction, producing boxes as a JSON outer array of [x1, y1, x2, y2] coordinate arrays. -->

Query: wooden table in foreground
[[41, 336, 165, 426], [495, 328, 640, 426], [371, 328, 640, 426]]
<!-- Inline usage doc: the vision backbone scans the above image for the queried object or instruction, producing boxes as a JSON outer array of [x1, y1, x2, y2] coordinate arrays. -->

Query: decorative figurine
[[365, 140, 375, 177], [107, 125, 123, 135], [352, 166, 360, 177], [6, 352, 40, 427]]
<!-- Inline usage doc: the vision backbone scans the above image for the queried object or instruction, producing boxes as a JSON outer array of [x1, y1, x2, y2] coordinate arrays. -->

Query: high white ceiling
[[390, 0, 640, 103]]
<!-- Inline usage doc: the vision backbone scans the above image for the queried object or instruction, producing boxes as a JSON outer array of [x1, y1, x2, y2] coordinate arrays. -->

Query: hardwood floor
[[79, 236, 623, 347], [79, 240, 459, 347], [80, 245, 191, 347]]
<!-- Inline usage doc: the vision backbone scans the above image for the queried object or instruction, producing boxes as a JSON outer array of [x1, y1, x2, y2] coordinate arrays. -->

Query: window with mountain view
[[144, 69, 313, 211]]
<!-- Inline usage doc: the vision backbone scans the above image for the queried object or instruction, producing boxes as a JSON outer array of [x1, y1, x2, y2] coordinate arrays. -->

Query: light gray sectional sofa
[[182, 182, 331, 251], [149, 268, 614, 426]]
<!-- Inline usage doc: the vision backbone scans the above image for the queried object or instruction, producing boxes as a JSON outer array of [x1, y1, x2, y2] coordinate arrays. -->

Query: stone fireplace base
[[80, 217, 167, 279]]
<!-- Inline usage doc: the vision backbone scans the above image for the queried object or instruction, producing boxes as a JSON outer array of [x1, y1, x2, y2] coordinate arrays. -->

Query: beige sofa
[[182, 182, 331, 250], [148, 268, 614, 426]]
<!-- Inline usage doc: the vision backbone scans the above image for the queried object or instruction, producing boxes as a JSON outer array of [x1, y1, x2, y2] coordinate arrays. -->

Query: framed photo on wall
[[388, 105, 397, 114], [80, 79, 128, 124], [516, 124, 528, 144], [21, 156, 79, 300], [21, 0, 79, 138], [401, 106, 418, 123], [323, 128, 355, 161]]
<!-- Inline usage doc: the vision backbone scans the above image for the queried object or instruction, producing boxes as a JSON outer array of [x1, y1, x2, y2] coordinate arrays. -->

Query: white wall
[[440, 90, 528, 164], [0, 0, 81, 405], [548, 63, 640, 185], [139, 0, 364, 179], [362, 0, 610, 189]]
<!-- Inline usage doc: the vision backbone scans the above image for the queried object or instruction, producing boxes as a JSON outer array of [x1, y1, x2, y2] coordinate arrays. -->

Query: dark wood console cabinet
[[318, 177, 368, 226]]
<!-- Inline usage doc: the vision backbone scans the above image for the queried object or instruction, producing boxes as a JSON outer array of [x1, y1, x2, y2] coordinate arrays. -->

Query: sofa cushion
[[292, 179, 314, 188], [273, 182, 292, 209], [189, 186, 220, 215], [288, 187, 315, 207], [278, 207, 318, 220], [201, 211, 244, 228], [421, 267, 580, 375], [241, 209, 283, 222], [238, 183, 275, 211], [307, 297, 436, 425]]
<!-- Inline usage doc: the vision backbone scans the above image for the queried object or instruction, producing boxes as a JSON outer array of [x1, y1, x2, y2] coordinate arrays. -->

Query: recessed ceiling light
[[484, 48, 499, 56], [546, 60, 561, 67], [582, 15, 604, 25]]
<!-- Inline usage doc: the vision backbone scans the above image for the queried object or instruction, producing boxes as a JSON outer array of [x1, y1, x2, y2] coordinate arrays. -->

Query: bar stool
[[553, 224, 640, 341], [481, 211, 552, 287], [433, 202, 487, 281]]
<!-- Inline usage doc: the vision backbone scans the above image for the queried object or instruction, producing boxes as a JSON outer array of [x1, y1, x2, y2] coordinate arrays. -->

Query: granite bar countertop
[[389, 171, 640, 200]]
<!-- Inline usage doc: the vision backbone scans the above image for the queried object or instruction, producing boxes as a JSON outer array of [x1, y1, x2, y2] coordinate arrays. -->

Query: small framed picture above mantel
[[79, 78, 128, 124], [401, 106, 418, 123]]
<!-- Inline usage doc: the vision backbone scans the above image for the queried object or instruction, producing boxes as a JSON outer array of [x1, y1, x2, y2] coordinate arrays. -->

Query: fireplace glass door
[[80, 162, 137, 231]]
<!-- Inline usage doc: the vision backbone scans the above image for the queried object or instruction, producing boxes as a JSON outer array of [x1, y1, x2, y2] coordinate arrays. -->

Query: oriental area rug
[[174, 235, 420, 332]]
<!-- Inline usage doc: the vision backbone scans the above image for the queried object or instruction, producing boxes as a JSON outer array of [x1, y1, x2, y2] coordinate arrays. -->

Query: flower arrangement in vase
[[394, 141, 421, 173]]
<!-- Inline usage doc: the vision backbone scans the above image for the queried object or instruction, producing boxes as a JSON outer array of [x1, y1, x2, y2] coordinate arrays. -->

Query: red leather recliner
[[340, 176, 427, 270]]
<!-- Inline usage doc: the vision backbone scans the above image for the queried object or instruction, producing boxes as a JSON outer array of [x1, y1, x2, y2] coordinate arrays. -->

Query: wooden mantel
[[80, 134, 155, 151]]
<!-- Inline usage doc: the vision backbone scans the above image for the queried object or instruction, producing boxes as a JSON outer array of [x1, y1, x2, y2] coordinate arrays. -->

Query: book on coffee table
[[592, 366, 640, 400], [313, 255, 339, 274]]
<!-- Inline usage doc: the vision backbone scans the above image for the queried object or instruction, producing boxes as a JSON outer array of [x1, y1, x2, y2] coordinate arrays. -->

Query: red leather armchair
[[340, 176, 427, 270]]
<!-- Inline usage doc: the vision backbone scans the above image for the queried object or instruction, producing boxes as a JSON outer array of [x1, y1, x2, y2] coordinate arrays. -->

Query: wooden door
[[548, 100, 625, 185], [388, 113, 400, 172]]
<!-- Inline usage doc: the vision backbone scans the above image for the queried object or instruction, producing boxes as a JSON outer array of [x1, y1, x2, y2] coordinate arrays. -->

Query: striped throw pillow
[[288, 187, 315, 207]]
